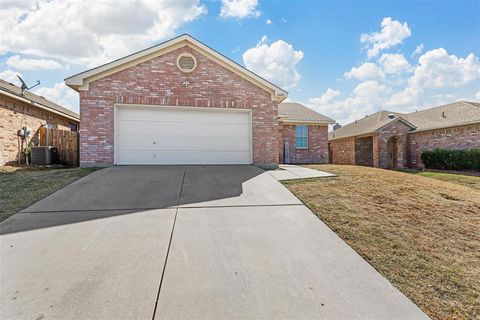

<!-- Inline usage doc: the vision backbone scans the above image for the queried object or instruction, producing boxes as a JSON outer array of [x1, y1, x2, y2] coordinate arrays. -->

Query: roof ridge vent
[[388, 113, 396, 119]]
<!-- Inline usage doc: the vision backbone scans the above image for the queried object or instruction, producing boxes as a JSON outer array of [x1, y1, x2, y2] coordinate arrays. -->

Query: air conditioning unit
[[31, 146, 58, 165]]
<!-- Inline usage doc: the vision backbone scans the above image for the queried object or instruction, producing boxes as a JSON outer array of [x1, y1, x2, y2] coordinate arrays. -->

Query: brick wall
[[79, 45, 279, 166], [0, 93, 75, 165], [355, 136, 373, 167], [328, 137, 355, 165], [281, 124, 328, 164], [408, 123, 480, 168], [376, 120, 412, 168]]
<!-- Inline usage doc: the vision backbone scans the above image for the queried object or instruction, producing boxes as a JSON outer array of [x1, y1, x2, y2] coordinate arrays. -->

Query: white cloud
[[379, 53, 411, 74], [476, 91, 480, 101], [361, 17, 411, 58], [308, 88, 340, 106], [266, 19, 272, 25], [220, 0, 260, 19], [412, 44, 424, 57], [6, 55, 62, 70], [308, 81, 392, 125], [34, 82, 79, 112], [386, 86, 422, 109], [0, 0, 37, 9], [410, 48, 480, 88], [344, 62, 384, 80], [0, 69, 22, 85], [0, 0, 206, 67], [243, 36, 304, 89]]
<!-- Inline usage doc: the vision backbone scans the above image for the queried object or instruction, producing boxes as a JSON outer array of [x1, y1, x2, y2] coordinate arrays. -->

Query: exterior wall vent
[[177, 53, 197, 73]]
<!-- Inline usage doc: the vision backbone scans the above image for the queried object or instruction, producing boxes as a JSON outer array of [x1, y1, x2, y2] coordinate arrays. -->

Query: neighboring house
[[279, 102, 334, 164], [65, 34, 333, 168], [0, 79, 80, 165], [328, 101, 480, 169]]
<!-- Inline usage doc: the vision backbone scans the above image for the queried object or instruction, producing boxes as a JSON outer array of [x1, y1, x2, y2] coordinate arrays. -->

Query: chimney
[[333, 123, 341, 130]]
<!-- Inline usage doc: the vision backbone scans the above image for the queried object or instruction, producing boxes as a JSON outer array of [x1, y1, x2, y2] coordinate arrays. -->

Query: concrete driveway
[[0, 165, 428, 319]]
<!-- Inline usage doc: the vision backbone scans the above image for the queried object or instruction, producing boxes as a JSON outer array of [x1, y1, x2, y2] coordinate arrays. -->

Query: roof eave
[[280, 119, 335, 125], [0, 89, 79, 121]]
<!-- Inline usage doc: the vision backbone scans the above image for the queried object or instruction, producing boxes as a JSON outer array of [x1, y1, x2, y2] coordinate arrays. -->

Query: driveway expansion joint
[[151, 167, 187, 319]]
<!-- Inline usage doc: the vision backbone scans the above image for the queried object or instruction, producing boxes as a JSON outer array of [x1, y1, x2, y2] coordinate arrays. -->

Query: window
[[69, 123, 78, 132], [295, 125, 308, 149]]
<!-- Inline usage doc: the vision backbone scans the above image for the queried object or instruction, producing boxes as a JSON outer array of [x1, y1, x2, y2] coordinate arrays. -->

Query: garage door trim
[[113, 103, 253, 165]]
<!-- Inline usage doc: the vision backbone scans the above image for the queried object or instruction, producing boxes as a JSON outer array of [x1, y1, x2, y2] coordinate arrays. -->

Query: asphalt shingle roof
[[279, 102, 335, 124], [329, 101, 480, 140], [0, 79, 79, 120]]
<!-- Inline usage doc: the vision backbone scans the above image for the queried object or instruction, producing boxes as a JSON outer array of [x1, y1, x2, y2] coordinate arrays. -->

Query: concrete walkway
[[270, 164, 336, 181], [0, 166, 428, 320]]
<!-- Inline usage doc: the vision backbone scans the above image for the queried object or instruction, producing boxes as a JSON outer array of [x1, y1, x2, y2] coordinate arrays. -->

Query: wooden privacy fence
[[39, 127, 79, 167]]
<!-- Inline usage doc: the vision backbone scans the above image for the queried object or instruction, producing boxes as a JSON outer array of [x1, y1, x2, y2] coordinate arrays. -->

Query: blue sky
[[1, 0, 479, 124]]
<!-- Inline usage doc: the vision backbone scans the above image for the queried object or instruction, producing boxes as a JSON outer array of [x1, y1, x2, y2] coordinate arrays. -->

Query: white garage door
[[115, 105, 252, 165]]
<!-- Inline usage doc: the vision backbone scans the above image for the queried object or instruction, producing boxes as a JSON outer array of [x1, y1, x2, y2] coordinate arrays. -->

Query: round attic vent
[[177, 53, 197, 72]]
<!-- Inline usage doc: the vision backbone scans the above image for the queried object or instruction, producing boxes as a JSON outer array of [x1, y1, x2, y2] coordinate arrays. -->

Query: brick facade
[[355, 136, 373, 167], [79, 45, 279, 167], [328, 136, 355, 165], [408, 123, 480, 168], [0, 93, 76, 165], [280, 124, 328, 164]]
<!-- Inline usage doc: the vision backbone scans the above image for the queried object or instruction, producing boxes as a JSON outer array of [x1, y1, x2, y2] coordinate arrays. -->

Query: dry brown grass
[[283, 165, 480, 320]]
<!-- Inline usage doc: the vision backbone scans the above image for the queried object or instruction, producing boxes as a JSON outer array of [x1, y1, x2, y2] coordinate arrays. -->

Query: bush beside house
[[421, 148, 480, 171]]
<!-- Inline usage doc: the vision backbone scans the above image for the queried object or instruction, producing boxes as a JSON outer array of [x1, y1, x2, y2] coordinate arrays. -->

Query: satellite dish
[[16, 75, 40, 95]]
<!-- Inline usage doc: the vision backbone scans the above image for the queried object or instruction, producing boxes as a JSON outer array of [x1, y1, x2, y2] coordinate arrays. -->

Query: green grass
[[413, 171, 480, 190], [0, 167, 101, 222]]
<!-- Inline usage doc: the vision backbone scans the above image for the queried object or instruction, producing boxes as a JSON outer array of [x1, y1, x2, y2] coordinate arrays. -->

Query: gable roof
[[329, 100, 480, 140], [0, 79, 79, 121], [279, 102, 335, 124], [65, 34, 288, 102], [329, 110, 413, 140]]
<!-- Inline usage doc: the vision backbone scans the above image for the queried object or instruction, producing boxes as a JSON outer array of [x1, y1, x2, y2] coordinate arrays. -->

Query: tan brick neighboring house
[[65, 34, 334, 168], [279, 102, 334, 164], [0, 79, 79, 165], [328, 101, 480, 169]]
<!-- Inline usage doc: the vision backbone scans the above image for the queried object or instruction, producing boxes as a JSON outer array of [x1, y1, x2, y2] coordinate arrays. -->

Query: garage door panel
[[118, 136, 250, 152], [116, 106, 252, 165], [117, 121, 250, 138], [118, 107, 249, 124], [117, 150, 251, 165]]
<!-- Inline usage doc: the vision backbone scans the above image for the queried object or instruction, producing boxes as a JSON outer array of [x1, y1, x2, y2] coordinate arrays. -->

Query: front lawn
[[0, 166, 101, 222], [412, 171, 480, 190], [283, 165, 480, 320]]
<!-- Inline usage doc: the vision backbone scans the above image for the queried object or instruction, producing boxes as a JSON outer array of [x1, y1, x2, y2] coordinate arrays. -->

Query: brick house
[[0, 79, 79, 165], [279, 102, 334, 164], [65, 34, 333, 168], [328, 101, 480, 169]]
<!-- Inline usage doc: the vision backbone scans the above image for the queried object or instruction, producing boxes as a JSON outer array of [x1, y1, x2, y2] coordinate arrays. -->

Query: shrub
[[421, 148, 480, 171]]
